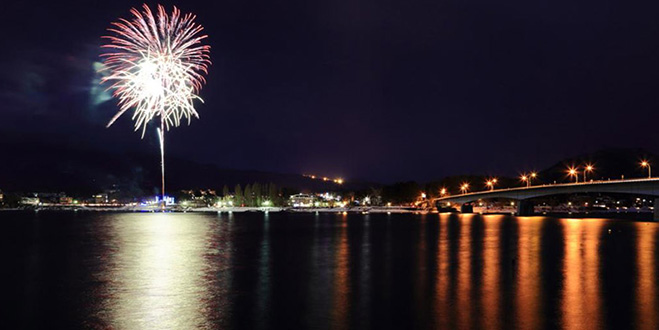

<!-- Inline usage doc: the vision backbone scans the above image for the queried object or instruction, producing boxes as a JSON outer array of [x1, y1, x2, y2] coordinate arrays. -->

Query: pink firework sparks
[[100, 4, 211, 136]]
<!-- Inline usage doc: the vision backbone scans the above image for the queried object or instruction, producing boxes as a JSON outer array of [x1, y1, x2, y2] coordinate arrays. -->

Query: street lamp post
[[486, 178, 497, 191], [460, 183, 470, 195], [521, 175, 529, 188], [641, 160, 652, 178], [584, 164, 594, 182], [568, 167, 579, 183]]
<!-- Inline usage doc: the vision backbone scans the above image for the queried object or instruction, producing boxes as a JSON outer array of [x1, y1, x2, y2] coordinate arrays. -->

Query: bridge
[[434, 178, 659, 219]]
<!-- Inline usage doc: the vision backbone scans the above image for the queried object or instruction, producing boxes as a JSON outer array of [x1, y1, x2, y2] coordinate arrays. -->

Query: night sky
[[2, 0, 659, 183]]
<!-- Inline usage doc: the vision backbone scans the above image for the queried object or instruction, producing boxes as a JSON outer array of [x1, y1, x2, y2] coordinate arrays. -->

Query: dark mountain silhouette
[[426, 148, 658, 195], [537, 148, 656, 184], [0, 133, 375, 196]]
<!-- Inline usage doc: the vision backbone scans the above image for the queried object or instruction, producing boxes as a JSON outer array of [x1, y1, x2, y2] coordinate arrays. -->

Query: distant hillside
[[537, 148, 657, 184], [0, 136, 376, 196], [426, 147, 658, 195]]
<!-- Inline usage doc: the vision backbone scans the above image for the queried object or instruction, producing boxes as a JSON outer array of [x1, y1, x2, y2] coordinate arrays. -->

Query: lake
[[2, 211, 658, 329]]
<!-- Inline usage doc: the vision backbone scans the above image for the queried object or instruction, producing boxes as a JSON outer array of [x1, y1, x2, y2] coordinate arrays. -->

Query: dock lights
[[641, 160, 652, 178]]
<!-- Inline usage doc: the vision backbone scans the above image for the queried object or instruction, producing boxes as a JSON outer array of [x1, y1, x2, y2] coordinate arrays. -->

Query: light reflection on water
[[97, 213, 230, 328], [516, 216, 542, 330], [561, 219, 603, 329], [636, 222, 657, 330], [4, 211, 659, 329]]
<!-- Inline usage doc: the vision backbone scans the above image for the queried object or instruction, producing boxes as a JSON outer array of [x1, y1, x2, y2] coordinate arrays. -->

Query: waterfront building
[[289, 194, 315, 207]]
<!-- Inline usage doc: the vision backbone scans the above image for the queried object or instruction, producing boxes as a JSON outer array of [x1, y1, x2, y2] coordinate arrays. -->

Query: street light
[[485, 178, 497, 191], [529, 172, 537, 186], [584, 164, 594, 182], [520, 174, 529, 188], [460, 183, 470, 194], [641, 160, 652, 178], [567, 166, 579, 183], [440, 188, 447, 196]]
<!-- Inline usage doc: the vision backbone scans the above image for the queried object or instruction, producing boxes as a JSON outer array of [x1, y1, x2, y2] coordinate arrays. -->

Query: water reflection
[[516, 216, 542, 329], [434, 214, 450, 328], [99, 213, 227, 329], [255, 212, 271, 330], [7, 212, 659, 330], [481, 215, 501, 330], [331, 213, 350, 329], [456, 214, 472, 329], [561, 219, 603, 329], [636, 223, 657, 330]]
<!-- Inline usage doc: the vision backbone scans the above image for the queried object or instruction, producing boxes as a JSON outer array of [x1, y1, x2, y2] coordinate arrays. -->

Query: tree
[[268, 183, 278, 205], [222, 185, 229, 198], [253, 182, 262, 206], [1, 192, 21, 208], [234, 184, 243, 206], [382, 181, 421, 204], [244, 184, 252, 206]]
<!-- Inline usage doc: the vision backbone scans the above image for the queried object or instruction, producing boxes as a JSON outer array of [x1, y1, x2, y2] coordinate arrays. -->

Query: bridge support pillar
[[460, 203, 473, 214], [516, 200, 534, 216], [654, 198, 659, 221]]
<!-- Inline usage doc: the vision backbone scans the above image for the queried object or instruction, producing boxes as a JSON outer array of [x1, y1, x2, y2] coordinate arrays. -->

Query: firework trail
[[101, 4, 210, 202]]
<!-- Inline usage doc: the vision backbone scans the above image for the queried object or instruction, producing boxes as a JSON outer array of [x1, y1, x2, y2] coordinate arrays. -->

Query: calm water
[[2, 211, 659, 329]]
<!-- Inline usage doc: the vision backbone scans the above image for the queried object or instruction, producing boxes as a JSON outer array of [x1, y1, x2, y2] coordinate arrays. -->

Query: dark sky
[[2, 0, 659, 183]]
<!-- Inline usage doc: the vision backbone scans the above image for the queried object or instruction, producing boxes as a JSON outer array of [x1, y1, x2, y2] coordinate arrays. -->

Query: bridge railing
[[435, 177, 659, 201]]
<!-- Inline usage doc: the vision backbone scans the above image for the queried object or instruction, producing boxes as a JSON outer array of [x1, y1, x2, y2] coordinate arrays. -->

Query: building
[[59, 196, 74, 205], [20, 196, 40, 206], [93, 194, 109, 204], [289, 194, 315, 208]]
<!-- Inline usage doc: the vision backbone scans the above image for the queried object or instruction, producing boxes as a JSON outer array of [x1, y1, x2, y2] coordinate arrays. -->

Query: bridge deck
[[435, 177, 659, 204]]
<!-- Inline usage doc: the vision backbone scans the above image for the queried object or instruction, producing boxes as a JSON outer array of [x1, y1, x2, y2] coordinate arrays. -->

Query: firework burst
[[101, 3, 211, 136], [100, 4, 211, 203]]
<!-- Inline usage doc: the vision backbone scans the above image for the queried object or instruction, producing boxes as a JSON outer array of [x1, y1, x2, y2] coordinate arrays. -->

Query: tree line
[[222, 182, 288, 207]]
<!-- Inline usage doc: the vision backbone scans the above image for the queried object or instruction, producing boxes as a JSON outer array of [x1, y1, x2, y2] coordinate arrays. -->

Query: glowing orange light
[[641, 160, 652, 178], [567, 166, 579, 182]]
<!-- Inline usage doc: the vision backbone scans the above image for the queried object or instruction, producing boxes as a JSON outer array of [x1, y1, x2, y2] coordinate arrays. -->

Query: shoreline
[[0, 206, 423, 214], [0, 206, 655, 219]]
